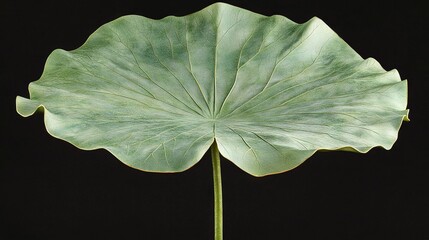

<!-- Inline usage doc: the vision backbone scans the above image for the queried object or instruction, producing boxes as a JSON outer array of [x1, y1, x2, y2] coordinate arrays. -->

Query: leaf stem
[[211, 141, 223, 240]]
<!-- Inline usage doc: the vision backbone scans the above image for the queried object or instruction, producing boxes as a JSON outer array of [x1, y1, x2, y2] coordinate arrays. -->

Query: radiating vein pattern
[[16, 3, 408, 176]]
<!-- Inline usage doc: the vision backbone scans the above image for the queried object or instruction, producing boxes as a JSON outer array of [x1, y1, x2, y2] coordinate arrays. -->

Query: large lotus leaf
[[16, 3, 408, 176]]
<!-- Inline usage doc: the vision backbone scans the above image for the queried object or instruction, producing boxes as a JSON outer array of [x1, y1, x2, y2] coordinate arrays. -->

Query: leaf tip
[[403, 109, 410, 122], [16, 96, 41, 117]]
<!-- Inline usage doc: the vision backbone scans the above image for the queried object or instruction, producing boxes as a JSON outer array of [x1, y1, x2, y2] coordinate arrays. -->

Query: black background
[[1, 0, 427, 239]]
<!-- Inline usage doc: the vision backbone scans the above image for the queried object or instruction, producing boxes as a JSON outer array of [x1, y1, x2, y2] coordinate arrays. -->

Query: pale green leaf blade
[[16, 3, 408, 176]]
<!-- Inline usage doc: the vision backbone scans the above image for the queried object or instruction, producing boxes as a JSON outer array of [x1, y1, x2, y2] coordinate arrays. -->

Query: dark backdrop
[[2, 1, 427, 239]]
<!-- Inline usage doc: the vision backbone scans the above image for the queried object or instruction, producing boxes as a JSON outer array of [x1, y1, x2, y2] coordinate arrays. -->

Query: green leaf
[[16, 3, 408, 176]]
